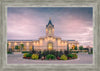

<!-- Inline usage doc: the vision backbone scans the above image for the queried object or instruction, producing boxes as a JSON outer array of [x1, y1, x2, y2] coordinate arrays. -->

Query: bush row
[[22, 51, 30, 53], [7, 51, 12, 54], [23, 53, 78, 60]]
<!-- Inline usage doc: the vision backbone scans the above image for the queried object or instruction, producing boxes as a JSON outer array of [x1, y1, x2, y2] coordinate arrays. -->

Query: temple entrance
[[72, 45, 75, 49], [47, 42, 53, 51]]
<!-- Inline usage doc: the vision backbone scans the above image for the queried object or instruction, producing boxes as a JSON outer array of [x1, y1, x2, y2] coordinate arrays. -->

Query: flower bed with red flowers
[[23, 50, 78, 60]]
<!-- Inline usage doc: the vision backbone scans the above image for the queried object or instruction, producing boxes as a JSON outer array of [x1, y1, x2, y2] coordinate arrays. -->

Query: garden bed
[[23, 50, 78, 60]]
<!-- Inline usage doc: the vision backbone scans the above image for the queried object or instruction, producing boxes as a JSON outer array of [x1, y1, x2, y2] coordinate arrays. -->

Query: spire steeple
[[46, 17, 54, 27], [46, 17, 54, 37]]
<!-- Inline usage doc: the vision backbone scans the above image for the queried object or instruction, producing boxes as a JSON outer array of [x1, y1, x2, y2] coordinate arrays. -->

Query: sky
[[7, 7, 93, 47]]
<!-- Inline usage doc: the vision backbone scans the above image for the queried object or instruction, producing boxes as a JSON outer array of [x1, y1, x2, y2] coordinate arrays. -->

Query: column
[[77, 44, 79, 50], [26, 42, 29, 51]]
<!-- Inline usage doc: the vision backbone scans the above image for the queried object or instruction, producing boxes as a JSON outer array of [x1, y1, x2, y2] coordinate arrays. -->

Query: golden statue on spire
[[49, 17, 51, 20]]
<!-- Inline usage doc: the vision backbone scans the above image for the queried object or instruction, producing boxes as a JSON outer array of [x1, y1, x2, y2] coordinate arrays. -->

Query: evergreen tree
[[67, 44, 69, 51], [79, 46, 83, 52], [15, 45, 19, 52], [20, 44, 24, 51], [75, 46, 77, 50]]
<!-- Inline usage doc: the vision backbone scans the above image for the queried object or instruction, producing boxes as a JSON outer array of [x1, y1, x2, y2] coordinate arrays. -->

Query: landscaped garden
[[23, 49, 78, 60], [7, 43, 93, 61]]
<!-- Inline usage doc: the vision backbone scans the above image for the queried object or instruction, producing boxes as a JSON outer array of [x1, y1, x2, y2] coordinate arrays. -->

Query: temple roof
[[46, 18, 54, 27], [67, 40, 75, 41]]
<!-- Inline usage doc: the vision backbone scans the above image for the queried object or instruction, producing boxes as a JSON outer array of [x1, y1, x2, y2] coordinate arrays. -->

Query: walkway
[[7, 53, 93, 64]]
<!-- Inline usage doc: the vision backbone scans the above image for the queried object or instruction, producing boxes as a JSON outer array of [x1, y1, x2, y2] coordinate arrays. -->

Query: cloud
[[7, 7, 93, 47], [54, 14, 93, 47]]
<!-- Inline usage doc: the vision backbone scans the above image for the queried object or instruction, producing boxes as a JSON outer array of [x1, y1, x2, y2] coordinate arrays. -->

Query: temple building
[[7, 18, 79, 52]]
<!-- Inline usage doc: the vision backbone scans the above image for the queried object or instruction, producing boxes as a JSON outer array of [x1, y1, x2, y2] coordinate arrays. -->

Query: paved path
[[7, 53, 93, 64]]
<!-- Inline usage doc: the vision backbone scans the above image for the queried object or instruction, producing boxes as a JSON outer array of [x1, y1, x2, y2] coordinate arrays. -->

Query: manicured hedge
[[67, 54, 74, 58], [73, 54, 78, 58], [22, 51, 30, 53], [23, 53, 32, 57], [7, 51, 12, 54], [67, 54, 78, 59], [70, 51, 79, 53], [46, 54, 56, 60]]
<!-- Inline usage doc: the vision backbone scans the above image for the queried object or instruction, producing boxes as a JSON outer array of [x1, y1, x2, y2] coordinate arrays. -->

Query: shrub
[[15, 46, 19, 49], [73, 54, 78, 58], [67, 54, 78, 59], [79, 46, 84, 50], [83, 50, 88, 53], [46, 54, 56, 60], [22, 51, 30, 53], [31, 54, 39, 60], [23, 53, 28, 57], [23, 53, 32, 57], [67, 54, 74, 58], [60, 54, 67, 60], [26, 53, 32, 57], [70, 51, 78, 53], [84, 48, 89, 51], [91, 48, 93, 54], [56, 56, 60, 60], [74, 46, 77, 50], [7, 51, 12, 54], [88, 52, 93, 54]]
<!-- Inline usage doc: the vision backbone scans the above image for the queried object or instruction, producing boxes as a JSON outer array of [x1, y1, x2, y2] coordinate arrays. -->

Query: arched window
[[48, 28, 52, 35]]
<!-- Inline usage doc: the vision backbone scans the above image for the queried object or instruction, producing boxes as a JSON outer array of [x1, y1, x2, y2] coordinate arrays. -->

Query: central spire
[[46, 17, 54, 37], [46, 17, 54, 28]]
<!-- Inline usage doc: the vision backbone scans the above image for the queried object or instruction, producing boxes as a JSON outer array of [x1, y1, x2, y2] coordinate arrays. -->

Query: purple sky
[[7, 7, 93, 47]]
